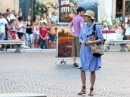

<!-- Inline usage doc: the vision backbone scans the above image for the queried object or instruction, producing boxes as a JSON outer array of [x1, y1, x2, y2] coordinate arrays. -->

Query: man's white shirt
[[7, 14, 16, 22]]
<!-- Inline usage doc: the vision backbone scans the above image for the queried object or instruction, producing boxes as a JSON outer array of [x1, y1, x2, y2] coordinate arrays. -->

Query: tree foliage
[[33, 2, 48, 18]]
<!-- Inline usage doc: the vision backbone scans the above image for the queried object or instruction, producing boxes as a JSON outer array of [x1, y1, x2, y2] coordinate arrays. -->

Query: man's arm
[[68, 21, 74, 35], [80, 17, 84, 28]]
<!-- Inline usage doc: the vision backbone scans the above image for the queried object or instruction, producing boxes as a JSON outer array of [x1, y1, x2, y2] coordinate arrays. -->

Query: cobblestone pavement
[[0, 50, 130, 97]]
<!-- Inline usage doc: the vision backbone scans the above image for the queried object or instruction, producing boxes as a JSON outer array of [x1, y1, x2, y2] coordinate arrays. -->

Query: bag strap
[[93, 24, 100, 40], [92, 24, 96, 34], [93, 24, 105, 43], [92, 24, 97, 37], [93, 24, 96, 32]]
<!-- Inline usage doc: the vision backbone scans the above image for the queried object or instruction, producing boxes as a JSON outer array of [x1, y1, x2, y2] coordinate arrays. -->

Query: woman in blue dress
[[78, 10, 104, 96]]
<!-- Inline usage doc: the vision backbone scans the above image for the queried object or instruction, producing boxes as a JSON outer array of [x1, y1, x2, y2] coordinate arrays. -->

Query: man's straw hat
[[84, 10, 95, 19]]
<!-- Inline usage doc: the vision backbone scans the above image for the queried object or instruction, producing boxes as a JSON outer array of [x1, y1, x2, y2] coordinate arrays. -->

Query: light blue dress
[[79, 23, 104, 72]]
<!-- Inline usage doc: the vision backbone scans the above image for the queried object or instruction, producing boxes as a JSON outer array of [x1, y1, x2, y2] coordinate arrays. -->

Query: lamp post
[[122, 0, 125, 23]]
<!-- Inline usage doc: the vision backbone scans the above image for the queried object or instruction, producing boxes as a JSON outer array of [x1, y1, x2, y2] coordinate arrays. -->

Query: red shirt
[[40, 27, 48, 40]]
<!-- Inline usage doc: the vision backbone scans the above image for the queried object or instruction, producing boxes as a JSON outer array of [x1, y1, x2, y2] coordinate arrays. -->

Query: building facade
[[0, 0, 19, 13], [0, 0, 129, 23]]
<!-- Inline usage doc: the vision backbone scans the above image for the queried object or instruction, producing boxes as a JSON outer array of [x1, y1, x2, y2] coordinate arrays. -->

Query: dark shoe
[[88, 87, 94, 96], [73, 63, 78, 67], [78, 86, 86, 95]]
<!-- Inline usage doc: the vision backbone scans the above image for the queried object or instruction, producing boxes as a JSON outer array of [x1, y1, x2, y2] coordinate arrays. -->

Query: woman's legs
[[32, 34, 39, 48], [89, 71, 96, 96], [35, 38, 39, 48], [90, 71, 96, 88], [30, 34, 33, 48], [78, 69, 86, 95], [25, 33, 32, 47], [33, 39, 36, 48], [81, 70, 86, 87]]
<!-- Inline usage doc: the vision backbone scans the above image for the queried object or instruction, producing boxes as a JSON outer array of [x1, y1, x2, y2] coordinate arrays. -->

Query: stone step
[[4, 49, 56, 53], [0, 93, 47, 97]]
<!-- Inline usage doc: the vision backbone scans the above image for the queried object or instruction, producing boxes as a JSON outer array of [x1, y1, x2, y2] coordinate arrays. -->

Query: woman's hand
[[80, 41, 86, 44], [86, 41, 95, 45]]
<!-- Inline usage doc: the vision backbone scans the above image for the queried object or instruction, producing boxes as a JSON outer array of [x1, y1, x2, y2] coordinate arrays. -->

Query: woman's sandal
[[78, 86, 86, 95], [88, 87, 94, 96]]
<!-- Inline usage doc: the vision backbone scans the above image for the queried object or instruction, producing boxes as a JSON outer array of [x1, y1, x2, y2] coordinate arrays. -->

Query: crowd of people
[[101, 17, 130, 40], [0, 8, 58, 50], [1, 8, 130, 51]]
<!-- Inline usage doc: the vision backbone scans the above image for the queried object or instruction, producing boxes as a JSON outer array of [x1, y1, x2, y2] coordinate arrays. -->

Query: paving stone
[[0, 51, 130, 97]]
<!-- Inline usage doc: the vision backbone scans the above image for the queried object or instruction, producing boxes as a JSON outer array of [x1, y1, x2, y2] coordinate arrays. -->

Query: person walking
[[78, 10, 104, 96], [70, 7, 85, 67]]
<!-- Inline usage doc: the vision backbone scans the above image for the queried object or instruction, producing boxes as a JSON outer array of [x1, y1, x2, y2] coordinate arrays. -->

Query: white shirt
[[17, 22, 24, 33], [0, 18, 8, 33], [7, 14, 16, 22]]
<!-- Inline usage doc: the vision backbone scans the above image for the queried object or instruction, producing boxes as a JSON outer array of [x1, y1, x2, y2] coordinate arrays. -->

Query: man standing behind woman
[[78, 10, 104, 96], [70, 7, 85, 67]]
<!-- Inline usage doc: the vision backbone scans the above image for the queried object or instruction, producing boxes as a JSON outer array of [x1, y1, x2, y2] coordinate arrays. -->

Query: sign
[[58, 0, 98, 23], [57, 24, 73, 57]]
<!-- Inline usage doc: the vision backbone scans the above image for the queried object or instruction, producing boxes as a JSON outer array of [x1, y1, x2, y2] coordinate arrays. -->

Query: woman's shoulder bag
[[87, 24, 104, 57]]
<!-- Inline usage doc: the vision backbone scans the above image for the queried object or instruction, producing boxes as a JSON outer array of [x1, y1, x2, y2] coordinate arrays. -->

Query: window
[[116, 0, 130, 18]]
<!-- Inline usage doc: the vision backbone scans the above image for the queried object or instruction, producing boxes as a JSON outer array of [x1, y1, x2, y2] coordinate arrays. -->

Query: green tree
[[33, 1, 48, 20]]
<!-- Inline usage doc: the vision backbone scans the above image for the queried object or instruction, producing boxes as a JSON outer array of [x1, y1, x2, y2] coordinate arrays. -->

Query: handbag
[[87, 24, 104, 57]]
